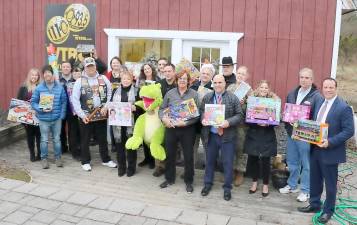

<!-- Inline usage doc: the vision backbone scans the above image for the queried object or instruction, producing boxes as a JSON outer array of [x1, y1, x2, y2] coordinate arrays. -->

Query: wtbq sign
[[45, 3, 96, 75]]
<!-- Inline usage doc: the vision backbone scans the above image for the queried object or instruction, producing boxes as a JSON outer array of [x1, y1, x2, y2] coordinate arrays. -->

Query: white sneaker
[[81, 164, 92, 171], [296, 192, 310, 202], [279, 185, 299, 194], [102, 160, 117, 168]]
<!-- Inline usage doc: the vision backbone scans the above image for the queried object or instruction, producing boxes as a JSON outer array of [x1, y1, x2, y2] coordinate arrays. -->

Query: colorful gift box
[[39, 93, 54, 110], [7, 98, 39, 126], [175, 58, 200, 81], [291, 119, 328, 145], [203, 104, 225, 126], [282, 103, 310, 123], [163, 98, 199, 125], [246, 96, 281, 125], [197, 86, 213, 103]]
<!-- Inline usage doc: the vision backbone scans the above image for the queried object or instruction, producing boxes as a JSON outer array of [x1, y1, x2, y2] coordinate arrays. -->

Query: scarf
[[111, 85, 136, 143]]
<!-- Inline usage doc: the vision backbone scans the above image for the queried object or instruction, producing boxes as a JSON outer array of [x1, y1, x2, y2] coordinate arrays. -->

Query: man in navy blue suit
[[298, 78, 354, 224]]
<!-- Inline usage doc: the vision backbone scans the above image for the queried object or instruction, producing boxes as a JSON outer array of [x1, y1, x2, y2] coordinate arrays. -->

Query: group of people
[[18, 54, 354, 224]]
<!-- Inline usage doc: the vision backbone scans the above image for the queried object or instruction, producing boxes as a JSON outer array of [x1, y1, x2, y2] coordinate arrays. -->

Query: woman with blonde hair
[[17, 68, 42, 161], [244, 80, 279, 197], [107, 71, 140, 177]]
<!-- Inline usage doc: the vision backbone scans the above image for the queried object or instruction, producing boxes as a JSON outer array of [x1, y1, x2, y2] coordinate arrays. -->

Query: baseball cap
[[83, 57, 96, 67]]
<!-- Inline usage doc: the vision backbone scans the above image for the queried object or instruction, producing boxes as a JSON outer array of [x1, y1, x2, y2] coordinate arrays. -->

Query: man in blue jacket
[[280, 68, 322, 202], [31, 65, 67, 169], [298, 78, 354, 224]]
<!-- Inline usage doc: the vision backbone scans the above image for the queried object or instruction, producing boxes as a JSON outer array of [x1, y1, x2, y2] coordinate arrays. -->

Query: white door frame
[[104, 29, 244, 66]]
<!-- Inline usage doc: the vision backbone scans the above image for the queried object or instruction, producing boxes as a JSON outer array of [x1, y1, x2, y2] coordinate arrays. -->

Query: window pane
[[211, 48, 220, 74], [192, 62, 200, 71], [192, 47, 200, 62], [201, 48, 210, 64], [119, 39, 171, 63]]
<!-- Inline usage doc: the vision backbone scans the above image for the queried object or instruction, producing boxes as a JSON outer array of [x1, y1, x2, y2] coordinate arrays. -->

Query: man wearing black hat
[[220, 56, 237, 88]]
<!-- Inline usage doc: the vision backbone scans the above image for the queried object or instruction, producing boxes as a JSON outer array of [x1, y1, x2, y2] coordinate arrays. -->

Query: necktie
[[217, 95, 224, 136], [217, 95, 222, 104], [316, 101, 328, 123]]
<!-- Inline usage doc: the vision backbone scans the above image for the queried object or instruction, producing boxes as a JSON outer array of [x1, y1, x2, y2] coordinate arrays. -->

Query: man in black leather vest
[[71, 57, 117, 171]]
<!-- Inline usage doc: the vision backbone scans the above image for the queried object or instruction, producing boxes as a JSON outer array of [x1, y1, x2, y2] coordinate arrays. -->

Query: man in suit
[[298, 78, 354, 224]]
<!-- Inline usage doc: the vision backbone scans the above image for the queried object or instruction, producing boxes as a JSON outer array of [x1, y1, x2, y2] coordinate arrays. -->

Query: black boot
[[29, 149, 35, 162], [118, 167, 126, 177]]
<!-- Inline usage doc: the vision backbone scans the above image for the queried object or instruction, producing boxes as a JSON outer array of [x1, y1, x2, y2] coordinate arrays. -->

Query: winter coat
[[31, 81, 67, 122], [200, 91, 243, 147], [244, 123, 277, 157]]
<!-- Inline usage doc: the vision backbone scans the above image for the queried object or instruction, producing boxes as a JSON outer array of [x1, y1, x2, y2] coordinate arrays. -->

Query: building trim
[[104, 29, 244, 66], [331, 0, 343, 78]]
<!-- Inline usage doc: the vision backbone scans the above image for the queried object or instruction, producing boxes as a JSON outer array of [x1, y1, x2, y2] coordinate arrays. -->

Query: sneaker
[[102, 160, 117, 168], [81, 163, 92, 171], [41, 159, 49, 169], [55, 158, 63, 167], [297, 192, 310, 202], [279, 185, 299, 194]]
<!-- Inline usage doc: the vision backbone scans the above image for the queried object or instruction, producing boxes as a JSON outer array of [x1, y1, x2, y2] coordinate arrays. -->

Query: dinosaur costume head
[[136, 83, 163, 111]]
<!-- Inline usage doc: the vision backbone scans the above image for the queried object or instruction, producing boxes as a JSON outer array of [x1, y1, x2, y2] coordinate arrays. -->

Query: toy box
[[282, 103, 310, 123], [7, 98, 39, 126], [246, 96, 281, 125], [292, 119, 328, 145]]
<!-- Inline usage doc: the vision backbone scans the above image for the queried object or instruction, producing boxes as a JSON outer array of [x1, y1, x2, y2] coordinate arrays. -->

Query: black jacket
[[95, 58, 108, 75], [59, 76, 75, 117], [17, 86, 31, 101], [158, 79, 177, 97], [224, 73, 236, 88], [190, 80, 212, 91], [285, 84, 322, 136], [200, 91, 243, 147], [244, 124, 277, 157]]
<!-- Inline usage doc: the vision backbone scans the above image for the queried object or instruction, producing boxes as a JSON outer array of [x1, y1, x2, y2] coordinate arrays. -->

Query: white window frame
[[104, 29, 244, 67]]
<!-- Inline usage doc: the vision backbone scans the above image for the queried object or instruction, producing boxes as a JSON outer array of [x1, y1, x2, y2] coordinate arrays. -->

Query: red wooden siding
[[0, 0, 337, 109]]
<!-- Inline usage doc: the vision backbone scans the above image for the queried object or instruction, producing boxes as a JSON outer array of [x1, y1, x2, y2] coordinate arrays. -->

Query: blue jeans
[[39, 119, 62, 160], [286, 136, 310, 193], [204, 133, 235, 191]]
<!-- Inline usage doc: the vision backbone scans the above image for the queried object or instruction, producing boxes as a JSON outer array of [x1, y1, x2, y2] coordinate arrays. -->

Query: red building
[[0, 0, 342, 109]]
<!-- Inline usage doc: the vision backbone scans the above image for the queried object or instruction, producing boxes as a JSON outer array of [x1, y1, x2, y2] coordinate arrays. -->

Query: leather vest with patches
[[80, 76, 108, 114]]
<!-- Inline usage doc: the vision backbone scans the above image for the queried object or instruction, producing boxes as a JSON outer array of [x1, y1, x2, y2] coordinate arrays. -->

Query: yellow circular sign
[[64, 4, 90, 32], [46, 16, 70, 44]]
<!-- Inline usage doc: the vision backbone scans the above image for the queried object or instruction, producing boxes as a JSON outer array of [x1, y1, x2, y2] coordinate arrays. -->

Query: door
[[182, 40, 231, 73]]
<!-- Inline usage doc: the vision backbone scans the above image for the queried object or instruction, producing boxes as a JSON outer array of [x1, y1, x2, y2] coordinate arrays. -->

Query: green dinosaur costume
[[125, 83, 166, 160]]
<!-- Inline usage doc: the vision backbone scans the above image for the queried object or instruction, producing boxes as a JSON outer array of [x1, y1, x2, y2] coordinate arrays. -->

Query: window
[[104, 29, 243, 70], [119, 39, 171, 63], [192, 47, 220, 73]]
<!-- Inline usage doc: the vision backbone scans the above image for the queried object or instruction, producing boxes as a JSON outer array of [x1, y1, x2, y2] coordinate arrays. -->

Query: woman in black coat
[[17, 68, 42, 161], [244, 80, 279, 197]]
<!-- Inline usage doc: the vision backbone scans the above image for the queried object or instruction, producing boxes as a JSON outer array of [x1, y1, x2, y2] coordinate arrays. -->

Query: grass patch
[[0, 160, 31, 183]]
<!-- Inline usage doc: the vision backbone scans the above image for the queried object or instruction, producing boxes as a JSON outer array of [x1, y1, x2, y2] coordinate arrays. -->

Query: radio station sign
[[45, 3, 96, 75]]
